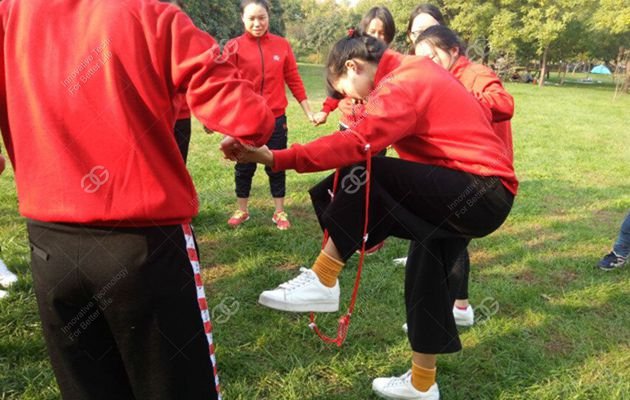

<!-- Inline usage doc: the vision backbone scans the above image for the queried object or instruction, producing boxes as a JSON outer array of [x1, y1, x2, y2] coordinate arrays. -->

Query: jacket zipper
[[257, 37, 265, 96]]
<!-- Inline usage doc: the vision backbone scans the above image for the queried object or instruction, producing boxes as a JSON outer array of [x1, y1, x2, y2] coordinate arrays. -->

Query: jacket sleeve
[[470, 68, 514, 123], [273, 80, 417, 172], [283, 41, 308, 103], [322, 96, 340, 113], [166, 11, 274, 147]]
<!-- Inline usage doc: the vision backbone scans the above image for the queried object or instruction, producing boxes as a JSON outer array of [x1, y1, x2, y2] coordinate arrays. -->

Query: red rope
[[310, 146, 373, 347]]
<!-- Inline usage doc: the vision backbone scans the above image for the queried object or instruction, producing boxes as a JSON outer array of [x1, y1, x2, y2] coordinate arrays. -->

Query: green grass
[[1, 63, 629, 399]]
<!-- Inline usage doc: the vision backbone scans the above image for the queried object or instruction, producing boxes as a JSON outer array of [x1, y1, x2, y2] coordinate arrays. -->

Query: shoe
[[372, 370, 440, 399], [258, 267, 339, 312], [0, 290, 7, 299], [227, 210, 249, 227], [393, 257, 407, 265], [401, 305, 474, 333], [272, 211, 291, 230], [0, 259, 18, 288], [598, 251, 627, 271], [357, 241, 385, 256], [453, 305, 474, 327]]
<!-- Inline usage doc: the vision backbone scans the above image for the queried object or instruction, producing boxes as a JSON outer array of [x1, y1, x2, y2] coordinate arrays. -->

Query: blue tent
[[591, 65, 611, 74]]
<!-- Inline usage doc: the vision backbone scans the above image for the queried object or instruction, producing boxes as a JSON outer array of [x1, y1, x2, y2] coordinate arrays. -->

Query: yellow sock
[[311, 251, 344, 287], [411, 361, 436, 392]]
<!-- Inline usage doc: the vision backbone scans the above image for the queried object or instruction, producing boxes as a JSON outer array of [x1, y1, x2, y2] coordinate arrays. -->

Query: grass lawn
[[1, 63, 629, 399]]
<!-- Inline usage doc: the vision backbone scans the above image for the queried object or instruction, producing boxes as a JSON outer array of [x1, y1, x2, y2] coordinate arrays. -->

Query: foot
[[453, 305, 474, 327], [401, 305, 474, 333], [227, 210, 249, 227], [372, 370, 440, 399], [598, 251, 627, 271], [0, 259, 18, 288], [272, 210, 291, 230], [393, 257, 407, 265], [258, 267, 339, 312]]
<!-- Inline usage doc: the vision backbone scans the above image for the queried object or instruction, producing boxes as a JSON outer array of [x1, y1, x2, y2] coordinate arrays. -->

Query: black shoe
[[598, 251, 627, 271]]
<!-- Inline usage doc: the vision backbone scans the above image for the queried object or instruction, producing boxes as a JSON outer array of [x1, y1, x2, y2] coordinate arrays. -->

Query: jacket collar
[[449, 55, 471, 80]]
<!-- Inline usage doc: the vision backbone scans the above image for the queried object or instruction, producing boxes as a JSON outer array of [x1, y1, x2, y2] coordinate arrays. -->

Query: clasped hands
[[220, 136, 274, 167]]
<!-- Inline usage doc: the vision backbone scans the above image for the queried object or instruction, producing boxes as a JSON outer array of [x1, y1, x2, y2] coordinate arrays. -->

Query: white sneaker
[[0, 259, 18, 288], [453, 305, 474, 327], [372, 370, 440, 399], [258, 268, 340, 312], [393, 257, 408, 265], [402, 306, 474, 333], [0, 290, 7, 299]]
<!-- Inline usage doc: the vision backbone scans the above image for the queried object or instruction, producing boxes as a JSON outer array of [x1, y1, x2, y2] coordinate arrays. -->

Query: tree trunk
[[539, 46, 549, 88]]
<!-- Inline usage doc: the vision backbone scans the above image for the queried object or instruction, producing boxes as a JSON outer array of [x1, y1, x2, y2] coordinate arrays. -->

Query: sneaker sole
[[258, 295, 339, 313], [0, 275, 18, 288], [454, 319, 474, 327], [373, 387, 426, 400]]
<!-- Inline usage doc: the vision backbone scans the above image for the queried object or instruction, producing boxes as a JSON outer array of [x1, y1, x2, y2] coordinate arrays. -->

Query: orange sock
[[311, 251, 344, 287], [411, 361, 436, 392]]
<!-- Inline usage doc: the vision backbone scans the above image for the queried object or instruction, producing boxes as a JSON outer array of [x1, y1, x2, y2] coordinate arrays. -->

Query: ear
[[345, 59, 358, 73], [450, 47, 460, 59]]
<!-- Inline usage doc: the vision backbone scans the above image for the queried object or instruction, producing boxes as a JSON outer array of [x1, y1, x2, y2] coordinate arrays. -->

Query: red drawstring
[[310, 145, 373, 347]]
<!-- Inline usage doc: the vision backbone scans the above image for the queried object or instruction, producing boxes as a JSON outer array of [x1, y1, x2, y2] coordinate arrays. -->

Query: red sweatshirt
[[228, 32, 307, 118], [0, 0, 275, 225], [450, 56, 517, 193], [321, 96, 366, 127], [273, 50, 518, 195]]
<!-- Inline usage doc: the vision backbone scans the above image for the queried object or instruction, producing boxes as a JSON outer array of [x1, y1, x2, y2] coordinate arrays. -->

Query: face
[[242, 3, 269, 37], [409, 13, 440, 43], [366, 18, 386, 43], [415, 41, 458, 70], [332, 60, 375, 101]]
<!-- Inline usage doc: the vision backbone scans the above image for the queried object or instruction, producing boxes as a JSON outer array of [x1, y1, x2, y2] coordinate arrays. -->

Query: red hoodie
[[273, 50, 518, 195], [0, 0, 275, 225], [450, 56, 516, 193], [228, 32, 307, 118]]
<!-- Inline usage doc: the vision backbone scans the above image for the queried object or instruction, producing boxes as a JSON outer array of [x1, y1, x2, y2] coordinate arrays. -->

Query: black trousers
[[27, 220, 218, 400], [453, 248, 470, 300], [174, 118, 192, 164], [309, 157, 513, 354], [235, 115, 288, 198]]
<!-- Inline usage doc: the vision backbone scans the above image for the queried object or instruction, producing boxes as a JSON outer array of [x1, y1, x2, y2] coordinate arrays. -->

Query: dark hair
[[325, 30, 387, 99], [240, 0, 270, 15], [406, 4, 446, 36], [359, 6, 396, 45], [415, 25, 464, 56]]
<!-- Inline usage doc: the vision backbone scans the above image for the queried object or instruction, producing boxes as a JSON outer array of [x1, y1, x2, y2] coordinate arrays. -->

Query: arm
[[470, 69, 514, 122], [270, 81, 417, 172], [283, 42, 312, 122], [167, 12, 274, 147]]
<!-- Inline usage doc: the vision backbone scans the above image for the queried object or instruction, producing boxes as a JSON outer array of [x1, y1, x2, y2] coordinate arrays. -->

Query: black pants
[[235, 115, 288, 198], [174, 118, 192, 164], [309, 157, 513, 354], [453, 248, 470, 300], [27, 220, 218, 400]]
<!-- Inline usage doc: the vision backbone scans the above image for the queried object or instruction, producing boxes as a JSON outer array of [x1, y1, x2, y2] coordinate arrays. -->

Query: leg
[[266, 116, 290, 227], [27, 220, 136, 400], [613, 212, 630, 257], [232, 162, 256, 224], [173, 118, 192, 163]]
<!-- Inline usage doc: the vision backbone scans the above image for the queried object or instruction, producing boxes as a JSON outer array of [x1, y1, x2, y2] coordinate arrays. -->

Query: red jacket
[[0, 0, 275, 225], [321, 96, 366, 127], [450, 56, 517, 193], [228, 32, 307, 118], [273, 50, 518, 195]]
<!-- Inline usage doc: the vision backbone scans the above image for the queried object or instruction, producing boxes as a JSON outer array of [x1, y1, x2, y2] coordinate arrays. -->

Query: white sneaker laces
[[384, 370, 412, 388], [277, 268, 315, 291]]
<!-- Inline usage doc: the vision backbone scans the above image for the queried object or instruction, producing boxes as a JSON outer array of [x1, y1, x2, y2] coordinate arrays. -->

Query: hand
[[312, 111, 329, 126], [219, 136, 246, 161], [236, 145, 274, 167], [306, 111, 316, 124]]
